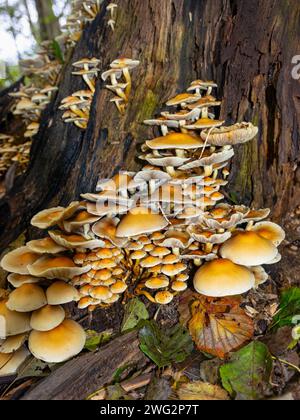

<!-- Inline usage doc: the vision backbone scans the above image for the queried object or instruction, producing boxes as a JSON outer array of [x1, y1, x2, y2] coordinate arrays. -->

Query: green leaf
[[121, 298, 149, 332], [17, 358, 57, 379], [84, 329, 113, 352], [220, 341, 273, 400], [139, 320, 193, 368], [52, 39, 64, 64], [271, 288, 300, 330]]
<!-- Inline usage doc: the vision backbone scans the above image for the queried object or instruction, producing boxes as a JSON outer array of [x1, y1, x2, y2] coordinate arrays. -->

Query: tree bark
[[34, 0, 60, 41], [0, 0, 299, 252]]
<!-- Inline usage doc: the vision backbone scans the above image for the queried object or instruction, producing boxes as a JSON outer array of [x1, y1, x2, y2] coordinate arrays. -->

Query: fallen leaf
[[84, 329, 113, 352], [139, 320, 193, 368], [176, 381, 230, 400], [121, 298, 149, 332], [188, 296, 254, 359], [220, 341, 273, 400], [271, 288, 300, 331]]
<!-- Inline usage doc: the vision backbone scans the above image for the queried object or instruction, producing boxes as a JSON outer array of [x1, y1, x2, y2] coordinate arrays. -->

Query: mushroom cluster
[[10, 84, 58, 138], [0, 230, 88, 369], [102, 58, 140, 114], [60, 0, 103, 48], [0, 134, 30, 180], [59, 58, 100, 129], [0, 78, 285, 365], [107, 3, 118, 31]]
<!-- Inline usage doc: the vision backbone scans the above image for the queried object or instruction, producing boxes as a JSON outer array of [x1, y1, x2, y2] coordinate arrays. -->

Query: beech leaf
[[220, 341, 273, 400], [188, 296, 254, 358]]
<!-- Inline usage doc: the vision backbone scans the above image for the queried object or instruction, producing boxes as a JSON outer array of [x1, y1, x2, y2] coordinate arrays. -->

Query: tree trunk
[[0, 0, 299, 252], [34, 0, 60, 41]]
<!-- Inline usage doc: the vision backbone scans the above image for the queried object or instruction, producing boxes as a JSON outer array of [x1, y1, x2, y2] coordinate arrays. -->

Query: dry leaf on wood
[[176, 381, 230, 400], [188, 296, 254, 359]]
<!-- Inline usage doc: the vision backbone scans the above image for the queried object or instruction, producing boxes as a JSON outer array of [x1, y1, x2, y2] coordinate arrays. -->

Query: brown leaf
[[188, 296, 254, 359], [176, 381, 230, 400]]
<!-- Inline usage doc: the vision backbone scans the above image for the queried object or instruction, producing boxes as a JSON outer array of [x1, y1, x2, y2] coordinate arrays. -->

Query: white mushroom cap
[[220, 231, 278, 266], [46, 281, 79, 305], [0, 300, 31, 339], [0, 333, 27, 353], [0, 247, 40, 275], [30, 305, 65, 331], [193, 259, 255, 297], [28, 319, 86, 363], [0, 347, 30, 377], [6, 284, 47, 312]]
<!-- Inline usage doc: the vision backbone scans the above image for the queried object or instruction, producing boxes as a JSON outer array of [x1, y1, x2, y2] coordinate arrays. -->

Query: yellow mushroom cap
[[6, 284, 47, 312], [110, 281, 128, 294], [145, 276, 169, 290], [7, 273, 41, 288], [46, 281, 79, 305], [27, 237, 66, 254], [116, 207, 168, 237], [155, 291, 174, 305], [193, 259, 255, 297], [28, 255, 91, 280], [220, 231, 278, 266], [146, 133, 204, 150], [0, 347, 30, 377], [0, 246, 40, 275], [171, 281, 188, 292], [28, 319, 86, 363], [0, 300, 31, 338], [90, 286, 112, 301], [251, 222, 285, 246], [30, 305, 65, 331]]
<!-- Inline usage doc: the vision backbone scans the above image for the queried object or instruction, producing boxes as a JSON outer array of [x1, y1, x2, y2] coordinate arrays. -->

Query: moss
[[136, 90, 159, 122]]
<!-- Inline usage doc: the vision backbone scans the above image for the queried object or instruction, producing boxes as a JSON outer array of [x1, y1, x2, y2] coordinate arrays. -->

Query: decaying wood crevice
[[21, 331, 148, 400], [0, 0, 299, 251]]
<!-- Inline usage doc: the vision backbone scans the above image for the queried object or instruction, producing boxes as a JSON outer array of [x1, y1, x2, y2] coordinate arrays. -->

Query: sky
[[0, 0, 69, 65]]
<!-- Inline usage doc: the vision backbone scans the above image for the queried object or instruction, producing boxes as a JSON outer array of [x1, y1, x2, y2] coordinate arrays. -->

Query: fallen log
[[21, 331, 148, 400]]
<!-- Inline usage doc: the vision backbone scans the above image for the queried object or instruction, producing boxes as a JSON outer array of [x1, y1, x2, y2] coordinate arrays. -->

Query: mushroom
[[220, 231, 279, 266], [166, 93, 201, 107], [0, 299, 31, 338], [31, 202, 80, 229], [46, 281, 79, 305], [28, 255, 91, 280], [116, 207, 168, 238], [28, 319, 86, 363], [6, 284, 47, 312], [250, 221, 285, 246], [0, 247, 40, 275], [0, 333, 27, 354], [27, 237, 67, 254], [200, 123, 259, 146], [0, 347, 30, 377], [110, 58, 140, 98], [193, 258, 255, 297], [30, 305, 65, 331]]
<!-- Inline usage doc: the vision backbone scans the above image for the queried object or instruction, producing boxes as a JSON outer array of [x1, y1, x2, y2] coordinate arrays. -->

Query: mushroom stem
[[175, 149, 185, 158], [161, 125, 168, 136], [83, 74, 95, 93], [246, 221, 254, 231], [149, 179, 157, 194], [173, 247, 180, 256], [205, 243, 213, 253], [193, 258, 202, 267], [122, 67, 132, 98], [201, 107, 209, 118], [213, 169, 218, 179], [166, 166, 177, 177], [204, 165, 213, 177]]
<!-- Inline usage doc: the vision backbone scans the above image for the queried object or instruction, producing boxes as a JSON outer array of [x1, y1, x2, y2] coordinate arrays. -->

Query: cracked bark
[[0, 0, 299, 252]]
